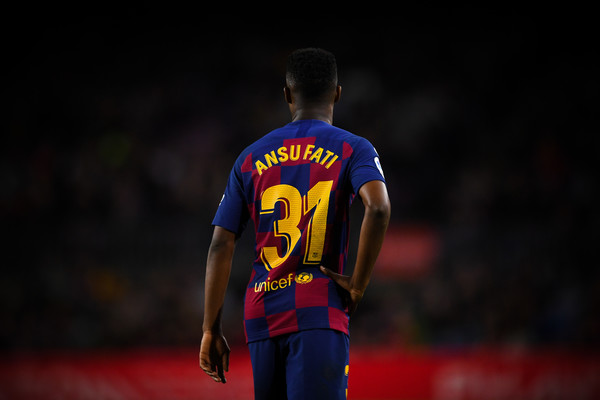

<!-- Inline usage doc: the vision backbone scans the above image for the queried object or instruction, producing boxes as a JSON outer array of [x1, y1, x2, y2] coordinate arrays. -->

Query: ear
[[283, 86, 293, 104], [334, 85, 342, 103]]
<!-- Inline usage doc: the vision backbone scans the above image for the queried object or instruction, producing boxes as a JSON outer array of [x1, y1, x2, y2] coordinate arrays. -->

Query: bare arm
[[199, 226, 236, 383], [321, 180, 391, 315]]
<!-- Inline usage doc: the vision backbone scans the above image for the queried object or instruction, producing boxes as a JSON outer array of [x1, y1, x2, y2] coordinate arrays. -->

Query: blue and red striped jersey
[[212, 119, 386, 343]]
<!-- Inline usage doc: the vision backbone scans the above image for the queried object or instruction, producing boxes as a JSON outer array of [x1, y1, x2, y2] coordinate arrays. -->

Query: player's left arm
[[321, 179, 390, 315], [199, 226, 236, 383]]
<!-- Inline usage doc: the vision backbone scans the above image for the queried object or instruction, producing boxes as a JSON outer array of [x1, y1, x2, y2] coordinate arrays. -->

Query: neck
[[291, 103, 334, 125]]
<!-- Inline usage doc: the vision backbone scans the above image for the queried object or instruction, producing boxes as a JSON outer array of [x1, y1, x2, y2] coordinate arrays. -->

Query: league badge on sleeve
[[374, 157, 385, 178]]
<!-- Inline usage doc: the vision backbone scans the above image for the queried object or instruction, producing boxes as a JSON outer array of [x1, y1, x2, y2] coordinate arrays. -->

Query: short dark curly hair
[[286, 48, 338, 101]]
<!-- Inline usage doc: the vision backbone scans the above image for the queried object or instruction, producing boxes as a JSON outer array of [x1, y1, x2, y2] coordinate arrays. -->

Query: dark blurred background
[[2, 10, 598, 352]]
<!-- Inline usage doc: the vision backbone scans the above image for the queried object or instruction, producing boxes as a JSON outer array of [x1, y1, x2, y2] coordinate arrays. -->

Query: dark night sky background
[[2, 10, 598, 350]]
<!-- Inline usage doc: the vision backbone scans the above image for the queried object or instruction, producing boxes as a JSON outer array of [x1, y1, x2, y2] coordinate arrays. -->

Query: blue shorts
[[248, 329, 350, 400]]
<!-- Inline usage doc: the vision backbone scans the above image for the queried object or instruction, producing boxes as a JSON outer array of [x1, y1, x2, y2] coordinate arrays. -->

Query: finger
[[207, 370, 222, 383], [199, 354, 213, 371], [200, 363, 217, 377], [320, 265, 341, 278], [200, 356, 223, 383], [217, 364, 227, 384], [222, 350, 230, 372], [320, 266, 350, 289], [201, 365, 222, 382]]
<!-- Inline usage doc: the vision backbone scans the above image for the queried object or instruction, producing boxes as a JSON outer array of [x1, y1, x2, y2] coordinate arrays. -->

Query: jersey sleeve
[[348, 137, 386, 194], [212, 160, 249, 236]]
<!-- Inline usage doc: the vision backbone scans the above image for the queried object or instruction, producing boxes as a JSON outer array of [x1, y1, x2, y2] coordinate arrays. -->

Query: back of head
[[286, 48, 338, 102]]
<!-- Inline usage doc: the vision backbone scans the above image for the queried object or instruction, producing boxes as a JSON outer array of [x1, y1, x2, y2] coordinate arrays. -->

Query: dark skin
[[199, 82, 391, 383]]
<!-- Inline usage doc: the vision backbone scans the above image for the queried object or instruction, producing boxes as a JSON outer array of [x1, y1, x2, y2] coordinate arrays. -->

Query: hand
[[320, 266, 364, 316], [199, 331, 230, 383]]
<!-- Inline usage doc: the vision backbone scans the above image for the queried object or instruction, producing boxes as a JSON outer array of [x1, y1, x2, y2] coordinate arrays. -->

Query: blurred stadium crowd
[[2, 15, 598, 351]]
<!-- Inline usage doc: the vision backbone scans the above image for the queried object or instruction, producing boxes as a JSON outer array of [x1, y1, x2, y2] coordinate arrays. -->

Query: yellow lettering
[[256, 160, 268, 175], [260, 185, 302, 270], [309, 147, 324, 163], [254, 273, 298, 292], [265, 151, 279, 168], [320, 150, 334, 165], [290, 145, 301, 161], [303, 144, 315, 160], [325, 154, 338, 169], [303, 180, 334, 263], [277, 146, 289, 162]]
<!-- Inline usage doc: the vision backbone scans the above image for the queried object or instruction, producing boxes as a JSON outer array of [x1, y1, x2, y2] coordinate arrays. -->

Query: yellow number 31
[[260, 180, 333, 270]]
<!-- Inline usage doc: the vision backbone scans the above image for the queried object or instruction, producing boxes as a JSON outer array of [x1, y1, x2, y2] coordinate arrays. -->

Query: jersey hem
[[245, 323, 349, 344]]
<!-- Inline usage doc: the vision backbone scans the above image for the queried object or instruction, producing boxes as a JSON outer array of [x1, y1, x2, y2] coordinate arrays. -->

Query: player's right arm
[[199, 226, 236, 383], [321, 180, 390, 315]]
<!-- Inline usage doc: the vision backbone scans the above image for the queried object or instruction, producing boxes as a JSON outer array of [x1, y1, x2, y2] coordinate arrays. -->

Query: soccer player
[[200, 48, 391, 400]]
